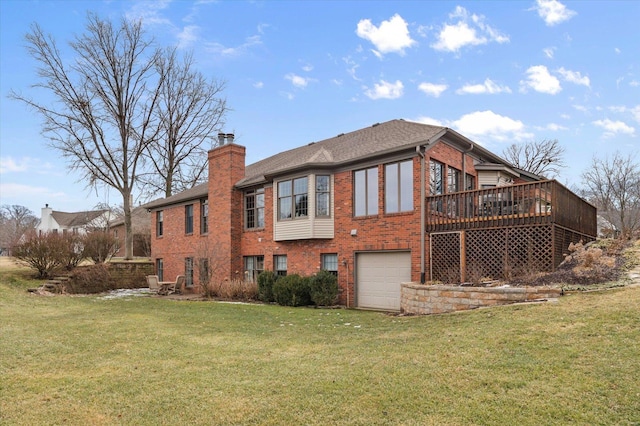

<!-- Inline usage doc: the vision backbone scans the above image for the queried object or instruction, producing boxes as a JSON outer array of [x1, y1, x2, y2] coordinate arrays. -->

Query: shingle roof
[[237, 119, 446, 186], [143, 119, 510, 210], [51, 209, 107, 227]]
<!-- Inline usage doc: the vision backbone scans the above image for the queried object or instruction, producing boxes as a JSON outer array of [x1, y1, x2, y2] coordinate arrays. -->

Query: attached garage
[[356, 251, 412, 311]]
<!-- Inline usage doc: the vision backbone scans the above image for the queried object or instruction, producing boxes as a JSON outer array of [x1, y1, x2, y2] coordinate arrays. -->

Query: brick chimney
[[207, 140, 246, 281]]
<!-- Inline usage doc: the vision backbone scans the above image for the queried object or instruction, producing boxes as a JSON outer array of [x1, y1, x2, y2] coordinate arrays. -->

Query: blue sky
[[1, 0, 639, 216]]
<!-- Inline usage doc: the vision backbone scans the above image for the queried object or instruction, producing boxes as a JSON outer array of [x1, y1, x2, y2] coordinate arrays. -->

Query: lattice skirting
[[430, 225, 593, 283]]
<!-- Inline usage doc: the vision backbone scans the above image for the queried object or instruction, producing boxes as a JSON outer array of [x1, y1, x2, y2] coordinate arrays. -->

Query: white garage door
[[356, 251, 411, 311]]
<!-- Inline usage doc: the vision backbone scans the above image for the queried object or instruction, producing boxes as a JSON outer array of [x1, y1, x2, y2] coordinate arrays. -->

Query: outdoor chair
[[158, 275, 185, 296], [146, 275, 160, 293]]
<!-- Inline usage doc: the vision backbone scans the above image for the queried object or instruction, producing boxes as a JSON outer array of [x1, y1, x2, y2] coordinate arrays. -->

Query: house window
[[316, 175, 330, 217], [156, 211, 164, 237], [354, 167, 378, 217], [200, 200, 208, 234], [198, 258, 209, 286], [156, 258, 164, 282], [245, 188, 265, 229], [185, 204, 194, 234], [385, 160, 413, 213], [244, 255, 264, 283], [278, 177, 308, 220], [185, 257, 194, 287], [274, 255, 287, 277], [465, 174, 476, 191], [321, 253, 338, 276], [448, 167, 460, 193], [429, 160, 445, 195]]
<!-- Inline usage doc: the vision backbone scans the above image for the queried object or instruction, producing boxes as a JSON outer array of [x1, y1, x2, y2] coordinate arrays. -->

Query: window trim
[[321, 253, 338, 277], [447, 166, 461, 194], [278, 177, 309, 221], [274, 255, 288, 277], [156, 211, 164, 237], [156, 258, 164, 282], [354, 166, 379, 217], [315, 175, 331, 218], [245, 188, 265, 229], [185, 204, 194, 235], [243, 255, 265, 283], [385, 160, 414, 214], [200, 200, 208, 234], [185, 257, 194, 287]]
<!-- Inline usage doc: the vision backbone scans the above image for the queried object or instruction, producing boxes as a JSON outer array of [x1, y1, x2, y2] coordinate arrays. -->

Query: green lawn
[[1, 264, 639, 425]]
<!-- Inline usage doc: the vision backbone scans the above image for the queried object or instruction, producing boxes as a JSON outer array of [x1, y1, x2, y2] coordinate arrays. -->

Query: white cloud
[[126, 0, 173, 27], [543, 47, 556, 59], [592, 119, 635, 137], [253, 81, 264, 89], [431, 6, 509, 53], [177, 25, 200, 49], [456, 78, 511, 95], [356, 14, 416, 56], [615, 47, 621, 54], [285, 73, 314, 88], [364, 80, 404, 100], [520, 65, 562, 94], [0, 156, 52, 174], [630, 80, 640, 87], [0, 182, 57, 198], [557, 67, 590, 87], [418, 82, 448, 97], [413, 116, 444, 127], [632, 105, 640, 123], [205, 35, 262, 57], [533, 0, 577, 26], [537, 123, 568, 131], [451, 110, 532, 142], [301, 64, 314, 72]]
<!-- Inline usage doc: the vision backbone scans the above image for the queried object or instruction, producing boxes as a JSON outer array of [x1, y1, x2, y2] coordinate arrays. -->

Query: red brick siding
[[151, 139, 482, 304]]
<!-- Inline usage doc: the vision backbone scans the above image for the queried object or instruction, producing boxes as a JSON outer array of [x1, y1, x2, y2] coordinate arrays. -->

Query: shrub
[[203, 278, 259, 301], [309, 270, 339, 306], [66, 264, 115, 294], [83, 231, 119, 263], [272, 274, 312, 307], [257, 270, 278, 302], [12, 231, 67, 278]]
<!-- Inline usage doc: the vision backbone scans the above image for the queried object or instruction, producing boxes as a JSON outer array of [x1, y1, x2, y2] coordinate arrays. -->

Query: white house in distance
[[37, 204, 111, 235]]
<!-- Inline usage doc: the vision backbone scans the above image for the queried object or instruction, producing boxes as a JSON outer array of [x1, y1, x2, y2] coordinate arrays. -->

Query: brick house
[[144, 119, 596, 311]]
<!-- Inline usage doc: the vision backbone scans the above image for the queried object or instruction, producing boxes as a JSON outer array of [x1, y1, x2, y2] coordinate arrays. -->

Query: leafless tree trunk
[[139, 48, 227, 198], [10, 14, 164, 259], [502, 139, 566, 178], [582, 152, 640, 239]]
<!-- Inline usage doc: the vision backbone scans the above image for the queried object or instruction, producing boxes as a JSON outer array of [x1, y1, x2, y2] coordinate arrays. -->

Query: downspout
[[417, 145, 426, 284]]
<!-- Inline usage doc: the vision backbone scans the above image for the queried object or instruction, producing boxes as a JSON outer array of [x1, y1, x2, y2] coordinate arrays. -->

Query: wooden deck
[[426, 180, 596, 237]]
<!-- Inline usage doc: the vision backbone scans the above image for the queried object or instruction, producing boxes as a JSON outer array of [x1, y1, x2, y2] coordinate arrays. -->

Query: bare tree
[[0, 205, 39, 256], [582, 152, 640, 239], [10, 14, 163, 259], [502, 139, 566, 178], [139, 48, 227, 198]]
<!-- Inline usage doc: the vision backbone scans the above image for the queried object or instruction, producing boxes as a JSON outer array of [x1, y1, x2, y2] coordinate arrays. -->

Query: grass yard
[[1, 263, 639, 425]]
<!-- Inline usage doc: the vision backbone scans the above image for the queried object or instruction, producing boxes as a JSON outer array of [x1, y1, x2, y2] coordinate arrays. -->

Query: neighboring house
[[144, 120, 596, 311], [109, 206, 151, 258], [37, 204, 110, 235]]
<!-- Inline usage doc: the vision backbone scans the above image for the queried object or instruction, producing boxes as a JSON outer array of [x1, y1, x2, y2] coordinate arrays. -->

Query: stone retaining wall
[[107, 261, 154, 288], [401, 283, 562, 315]]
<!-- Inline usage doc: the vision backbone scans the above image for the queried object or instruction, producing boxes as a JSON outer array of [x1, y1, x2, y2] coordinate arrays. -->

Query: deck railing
[[426, 180, 596, 236]]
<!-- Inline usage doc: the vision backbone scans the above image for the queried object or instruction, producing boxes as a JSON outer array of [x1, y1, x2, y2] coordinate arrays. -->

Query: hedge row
[[257, 270, 339, 307]]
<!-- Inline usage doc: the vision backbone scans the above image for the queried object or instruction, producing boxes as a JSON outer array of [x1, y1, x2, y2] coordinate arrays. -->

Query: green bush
[[310, 270, 339, 306], [272, 274, 312, 307], [257, 270, 278, 302]]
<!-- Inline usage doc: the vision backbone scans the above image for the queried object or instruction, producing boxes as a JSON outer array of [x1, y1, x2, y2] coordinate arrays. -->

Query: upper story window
[[156, 211, 164, 237], [354, 167, 378, 217], [245, 188, 265, 229], [385, 160, 413, 213], [448, 167, 460, 193], [316, 175, 330, 217], [429, 160, 445, 195], [278, 177, 308, 220], [185, 204, 194, 234], [200, 200, 208, 234]]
